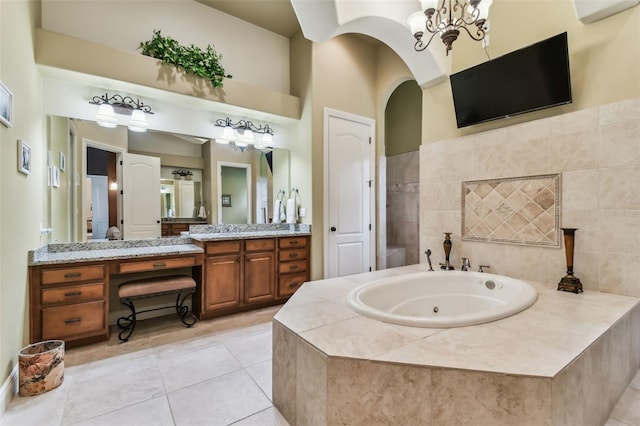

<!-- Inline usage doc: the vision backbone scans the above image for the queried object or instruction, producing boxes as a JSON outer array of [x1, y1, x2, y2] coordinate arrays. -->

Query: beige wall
[[48, 115, 71, 242], [0, 0, 44, 397], [309, 35, 378, 279], [385, 81, 422, 156], [423, 1, 640, 143]]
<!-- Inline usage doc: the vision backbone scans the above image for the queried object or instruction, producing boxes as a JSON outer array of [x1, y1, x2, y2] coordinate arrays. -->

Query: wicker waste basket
[[18, 340, 65, 397]]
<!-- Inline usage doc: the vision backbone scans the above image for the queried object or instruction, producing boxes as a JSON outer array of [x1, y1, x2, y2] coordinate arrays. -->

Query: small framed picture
[[52, 166, 60, 188], [18, 140, 31, 175], [59, 152, 66, 171], [221, 194, 232, 207], [0, 80, 12, 128]]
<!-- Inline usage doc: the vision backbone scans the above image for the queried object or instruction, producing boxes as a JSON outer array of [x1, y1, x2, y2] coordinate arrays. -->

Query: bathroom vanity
[[28, 224, 311, 347], [189, 224, 311, 320]]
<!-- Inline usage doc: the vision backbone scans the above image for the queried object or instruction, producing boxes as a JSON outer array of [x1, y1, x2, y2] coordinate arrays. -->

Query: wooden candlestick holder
[[557, 228, 583, 293]]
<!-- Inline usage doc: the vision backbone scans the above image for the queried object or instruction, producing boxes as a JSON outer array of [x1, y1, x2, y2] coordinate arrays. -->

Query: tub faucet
[[478, 264, 491, 273], [461, 258, 471, 271], [425, 250, 434, 271]]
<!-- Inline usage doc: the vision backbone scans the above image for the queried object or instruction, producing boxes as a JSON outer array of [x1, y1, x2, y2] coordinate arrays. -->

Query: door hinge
[[368, 137, 371, 145], [119, 160, 123, 166], [120, 190, 123, 195], [368, 224, 371, 231], [368, 180, 372, 188], [120, 219, 123, 224], [369, 267, 372, 272]]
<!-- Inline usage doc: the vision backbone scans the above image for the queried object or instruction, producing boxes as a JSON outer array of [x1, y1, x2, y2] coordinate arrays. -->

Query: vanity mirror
[[46, 115, 289, 242]]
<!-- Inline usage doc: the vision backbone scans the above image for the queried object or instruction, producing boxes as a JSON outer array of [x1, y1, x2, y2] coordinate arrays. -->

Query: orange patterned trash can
[[18, 340, 65, 397]]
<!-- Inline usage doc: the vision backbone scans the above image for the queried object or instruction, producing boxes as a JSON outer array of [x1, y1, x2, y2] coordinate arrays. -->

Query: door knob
[[330, 226, 336, 232]]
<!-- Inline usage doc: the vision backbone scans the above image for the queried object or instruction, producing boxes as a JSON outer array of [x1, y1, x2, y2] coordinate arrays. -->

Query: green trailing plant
[[139, 30, 232, 88]]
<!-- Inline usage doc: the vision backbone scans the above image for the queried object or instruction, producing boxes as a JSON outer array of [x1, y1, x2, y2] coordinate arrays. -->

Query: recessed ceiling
[[195, 0, 301, 38]]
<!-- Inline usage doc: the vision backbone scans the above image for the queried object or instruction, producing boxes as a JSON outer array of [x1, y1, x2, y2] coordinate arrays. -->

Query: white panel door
[[89, 175, 109, 239], [326, 110, 374, 278], [177, 180, 195, 217], [123, 153, 161, 239]]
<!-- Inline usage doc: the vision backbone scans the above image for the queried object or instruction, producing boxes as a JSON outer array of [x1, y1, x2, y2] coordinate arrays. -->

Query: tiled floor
[[2, 305, 640, 426], [3, 306, 288, 426]]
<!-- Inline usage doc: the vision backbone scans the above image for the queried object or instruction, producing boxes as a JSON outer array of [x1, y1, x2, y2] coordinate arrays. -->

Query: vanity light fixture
[[214, 117, 275, 152], [407, 0, 492, 55], [89, 93, 154, 132]]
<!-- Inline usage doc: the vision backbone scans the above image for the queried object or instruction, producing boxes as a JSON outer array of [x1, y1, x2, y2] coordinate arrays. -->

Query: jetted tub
[[347, 271, 538, 328]]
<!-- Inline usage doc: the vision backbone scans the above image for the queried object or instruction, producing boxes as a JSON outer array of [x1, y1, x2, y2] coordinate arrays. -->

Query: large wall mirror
[[46, 115, 290, 242]]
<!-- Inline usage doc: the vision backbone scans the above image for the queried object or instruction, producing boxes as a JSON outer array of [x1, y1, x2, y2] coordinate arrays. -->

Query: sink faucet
[[461, 257, 471, 271]]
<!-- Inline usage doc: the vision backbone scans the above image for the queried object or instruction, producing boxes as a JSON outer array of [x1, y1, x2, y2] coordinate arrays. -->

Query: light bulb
[[95, 104, 117, 128], [128, 109, 148, 132], [407, 11, 426, 34]]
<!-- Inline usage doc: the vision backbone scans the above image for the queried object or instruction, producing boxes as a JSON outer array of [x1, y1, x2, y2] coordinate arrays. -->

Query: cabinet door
[[204, 254, 241, 311], [245, 251, 275, 304]]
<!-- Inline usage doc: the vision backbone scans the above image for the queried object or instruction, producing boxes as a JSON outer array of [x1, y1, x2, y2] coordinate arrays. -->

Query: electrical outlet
[[484, 20, 490, 32], [299, 207, 307, 218]]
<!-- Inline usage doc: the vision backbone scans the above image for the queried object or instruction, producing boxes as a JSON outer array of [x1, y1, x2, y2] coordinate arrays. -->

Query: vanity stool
[[117, 275, 197, 342]]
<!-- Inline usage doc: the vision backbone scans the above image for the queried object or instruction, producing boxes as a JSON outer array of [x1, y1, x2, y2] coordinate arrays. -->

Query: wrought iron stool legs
[[117, 288, 196, 343]]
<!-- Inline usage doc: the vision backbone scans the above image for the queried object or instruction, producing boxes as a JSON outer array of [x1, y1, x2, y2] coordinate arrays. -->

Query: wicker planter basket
[[18, 340, 65, 397]]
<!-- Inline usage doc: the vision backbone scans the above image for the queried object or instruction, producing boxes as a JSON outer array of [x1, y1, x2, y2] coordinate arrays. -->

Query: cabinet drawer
[[246, 238, 275, 252], [279, 237, 307, 249], [42, 301, 105, 340], [42, 283, 105, 305], [279, 248, 307, 261], [171, 224, 189, 235], [206, 241, 242, 255], [278, 272, 307, 298], [41, 265, 105, 285], [278, 260, 307, 274], [117, 256, 195, 274]]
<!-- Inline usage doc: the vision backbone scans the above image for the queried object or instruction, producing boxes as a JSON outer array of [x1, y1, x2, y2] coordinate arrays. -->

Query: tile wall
[[386, 151, 420, 265], [420, 97, 640, 297]]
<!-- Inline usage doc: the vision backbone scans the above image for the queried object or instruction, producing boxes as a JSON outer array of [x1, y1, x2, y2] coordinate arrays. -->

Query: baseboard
[[0, 364, 18, 420]]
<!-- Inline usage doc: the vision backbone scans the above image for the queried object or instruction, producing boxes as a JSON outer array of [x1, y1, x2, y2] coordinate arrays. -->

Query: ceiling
[[195, 0, 301, 38]]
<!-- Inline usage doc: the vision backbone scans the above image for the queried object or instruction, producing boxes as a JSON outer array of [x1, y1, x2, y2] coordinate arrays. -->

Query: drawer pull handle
[[289, 253, 299, 258], [64, 318, 81, 324], [290, 265, 299, 271], [153, 263, 167, 268], [288, 282, 299, 288], [289, 241, 299, 245], [64, 291, 82, 297], [64, 273, 82, 278]]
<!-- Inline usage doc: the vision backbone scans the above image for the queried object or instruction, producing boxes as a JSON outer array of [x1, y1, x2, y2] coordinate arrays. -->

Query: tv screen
[[450, 32, 572, 128]]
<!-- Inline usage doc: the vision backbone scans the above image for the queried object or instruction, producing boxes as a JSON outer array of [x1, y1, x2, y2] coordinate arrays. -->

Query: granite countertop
[[189, 229, 311, 242], [189, 223, 311, 242], [29, 238, 203, 266], [29, 224, 312, 266]]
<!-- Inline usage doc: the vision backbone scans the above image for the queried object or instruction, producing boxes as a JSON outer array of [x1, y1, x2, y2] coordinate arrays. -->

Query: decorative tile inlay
[[462, 174, 561, 246]]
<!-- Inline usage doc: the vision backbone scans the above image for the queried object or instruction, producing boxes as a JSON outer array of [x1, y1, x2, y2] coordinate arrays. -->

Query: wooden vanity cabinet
[[161, 222, 189, 236], [30, 263, 109, 346], [203, 241, 242, 312], [277, 237, 310, 298], [199, 235, 309, 319], [244, 239, 276, 304]]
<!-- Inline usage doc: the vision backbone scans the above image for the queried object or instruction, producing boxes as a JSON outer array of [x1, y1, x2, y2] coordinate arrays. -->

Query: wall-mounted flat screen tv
[[450, 32, 572, 128]]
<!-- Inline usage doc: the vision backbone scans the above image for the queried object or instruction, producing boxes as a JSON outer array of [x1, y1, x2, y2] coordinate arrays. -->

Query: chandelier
[[214, 117, 275, 152], [89, 93, 154, 132], [407, 0, 492, 56]]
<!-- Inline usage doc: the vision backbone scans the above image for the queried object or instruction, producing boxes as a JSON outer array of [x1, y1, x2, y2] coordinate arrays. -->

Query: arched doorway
[[384, 80, 422, 267]]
